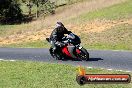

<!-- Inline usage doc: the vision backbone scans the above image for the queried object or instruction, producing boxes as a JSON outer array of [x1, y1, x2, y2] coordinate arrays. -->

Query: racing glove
[[55, 41, 66, 47]]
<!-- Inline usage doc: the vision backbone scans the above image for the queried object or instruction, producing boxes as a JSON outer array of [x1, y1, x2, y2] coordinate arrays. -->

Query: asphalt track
[[0, 48, 132, 71]]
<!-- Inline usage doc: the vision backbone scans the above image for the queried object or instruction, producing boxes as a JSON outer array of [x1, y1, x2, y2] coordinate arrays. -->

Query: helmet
[[56, 22, 64, 28]]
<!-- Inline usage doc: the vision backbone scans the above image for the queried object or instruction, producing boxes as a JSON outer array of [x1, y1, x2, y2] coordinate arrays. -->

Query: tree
[[32, 0, 48, 18], [22, 0, 33, 15], [0, 0, 23, 23], [43, 1, 55, 15], [37, 0, 55, 17], [21, 0, 56, 18]]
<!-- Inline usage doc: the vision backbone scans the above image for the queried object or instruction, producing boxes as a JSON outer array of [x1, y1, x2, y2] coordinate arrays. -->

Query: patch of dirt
[[67, 19, 132, 35], [0, 19, 131, 45]]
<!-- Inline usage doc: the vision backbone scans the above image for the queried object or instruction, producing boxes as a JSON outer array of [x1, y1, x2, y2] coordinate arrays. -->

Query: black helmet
[[56, 22, 64, 27]]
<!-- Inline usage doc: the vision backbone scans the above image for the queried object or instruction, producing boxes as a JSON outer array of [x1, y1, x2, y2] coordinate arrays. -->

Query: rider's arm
[[63, 27, 72, 34], [52, 29, 65, 47]]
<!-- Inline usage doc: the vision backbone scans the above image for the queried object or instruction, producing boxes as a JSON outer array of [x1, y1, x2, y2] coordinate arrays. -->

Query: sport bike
[[46, 33, 89, 61]]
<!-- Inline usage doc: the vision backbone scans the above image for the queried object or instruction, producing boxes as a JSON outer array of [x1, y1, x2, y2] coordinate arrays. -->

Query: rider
[[49, 22, 72, 54]]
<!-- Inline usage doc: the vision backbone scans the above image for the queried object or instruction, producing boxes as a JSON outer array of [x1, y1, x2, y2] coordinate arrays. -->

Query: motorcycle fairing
[[76, 49, 81, 54], [62, 46, 72, 57], [67, 45, 77, 58]]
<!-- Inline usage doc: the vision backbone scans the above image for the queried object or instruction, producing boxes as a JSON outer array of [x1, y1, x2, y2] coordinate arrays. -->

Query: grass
[[0, 23, 32, 37], [81, 24, 132, 50], [2, 40, 50, 48], [52, 0, 87, 6], [0, 25, 17, 37], [70, 0, 132, 23], [0, 61, 132, 88]]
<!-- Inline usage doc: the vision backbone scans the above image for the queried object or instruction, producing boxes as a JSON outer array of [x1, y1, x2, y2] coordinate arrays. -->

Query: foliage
[[0, 0, 23, 23], [21, 0, 34, 15], [21, 0, 55, 18], [38, 1, 55, 16]]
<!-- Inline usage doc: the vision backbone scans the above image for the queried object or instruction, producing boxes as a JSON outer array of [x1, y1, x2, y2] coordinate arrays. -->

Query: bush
[[0, 0, 23, 24]]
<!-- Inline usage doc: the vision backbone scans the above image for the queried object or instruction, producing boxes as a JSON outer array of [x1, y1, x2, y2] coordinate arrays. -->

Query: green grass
[[81, 24, 132, 50], [0, 61, 132, 88], [1, 40, 50, 48], [0, 25, 17, 37], [70, 0, 132, 23], [0, 23, 31, 37], [52, 0, 87, 6]]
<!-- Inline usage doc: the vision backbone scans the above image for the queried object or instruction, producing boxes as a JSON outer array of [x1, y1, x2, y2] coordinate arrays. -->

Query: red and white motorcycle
[[46, 33, 89, 61]]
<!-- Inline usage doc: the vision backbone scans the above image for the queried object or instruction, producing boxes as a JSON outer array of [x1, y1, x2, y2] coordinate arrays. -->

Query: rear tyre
[[77, 48, 89, 61]]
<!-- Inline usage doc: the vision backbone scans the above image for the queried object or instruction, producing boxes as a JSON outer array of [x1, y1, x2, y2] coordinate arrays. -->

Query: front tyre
[[77, 48, 89, 61], [49, 47, 55, 58], [49, 47, 62, 60]]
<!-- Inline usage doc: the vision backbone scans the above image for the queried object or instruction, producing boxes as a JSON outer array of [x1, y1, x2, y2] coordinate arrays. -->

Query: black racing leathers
[[49, 26, 71, 47]]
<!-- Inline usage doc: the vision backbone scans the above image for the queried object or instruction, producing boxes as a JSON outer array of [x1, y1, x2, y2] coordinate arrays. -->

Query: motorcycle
[[46, 33, 89, 61]]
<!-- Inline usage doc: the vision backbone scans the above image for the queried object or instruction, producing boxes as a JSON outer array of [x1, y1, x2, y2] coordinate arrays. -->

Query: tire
[[49, 47, 62, 60], [49, 47, 55, 58], [77, 48, 89, 61], [54, 53, 62, 60]]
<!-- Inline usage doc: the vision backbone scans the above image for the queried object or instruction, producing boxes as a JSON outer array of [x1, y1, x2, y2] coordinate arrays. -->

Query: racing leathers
[[49, 26, 71, 53]]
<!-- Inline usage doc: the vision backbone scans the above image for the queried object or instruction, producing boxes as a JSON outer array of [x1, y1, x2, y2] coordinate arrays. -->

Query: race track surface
[[0, 48, 132, 71]]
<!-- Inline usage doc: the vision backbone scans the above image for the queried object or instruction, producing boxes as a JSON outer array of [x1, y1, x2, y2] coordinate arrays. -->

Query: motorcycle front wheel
[[76, 48, 89, 61], [49, 47, 63, 60]]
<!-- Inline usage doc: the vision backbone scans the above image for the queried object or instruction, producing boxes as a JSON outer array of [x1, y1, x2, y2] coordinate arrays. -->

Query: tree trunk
[[29, 6, 31, 15], [36, 2, 39, 18]]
